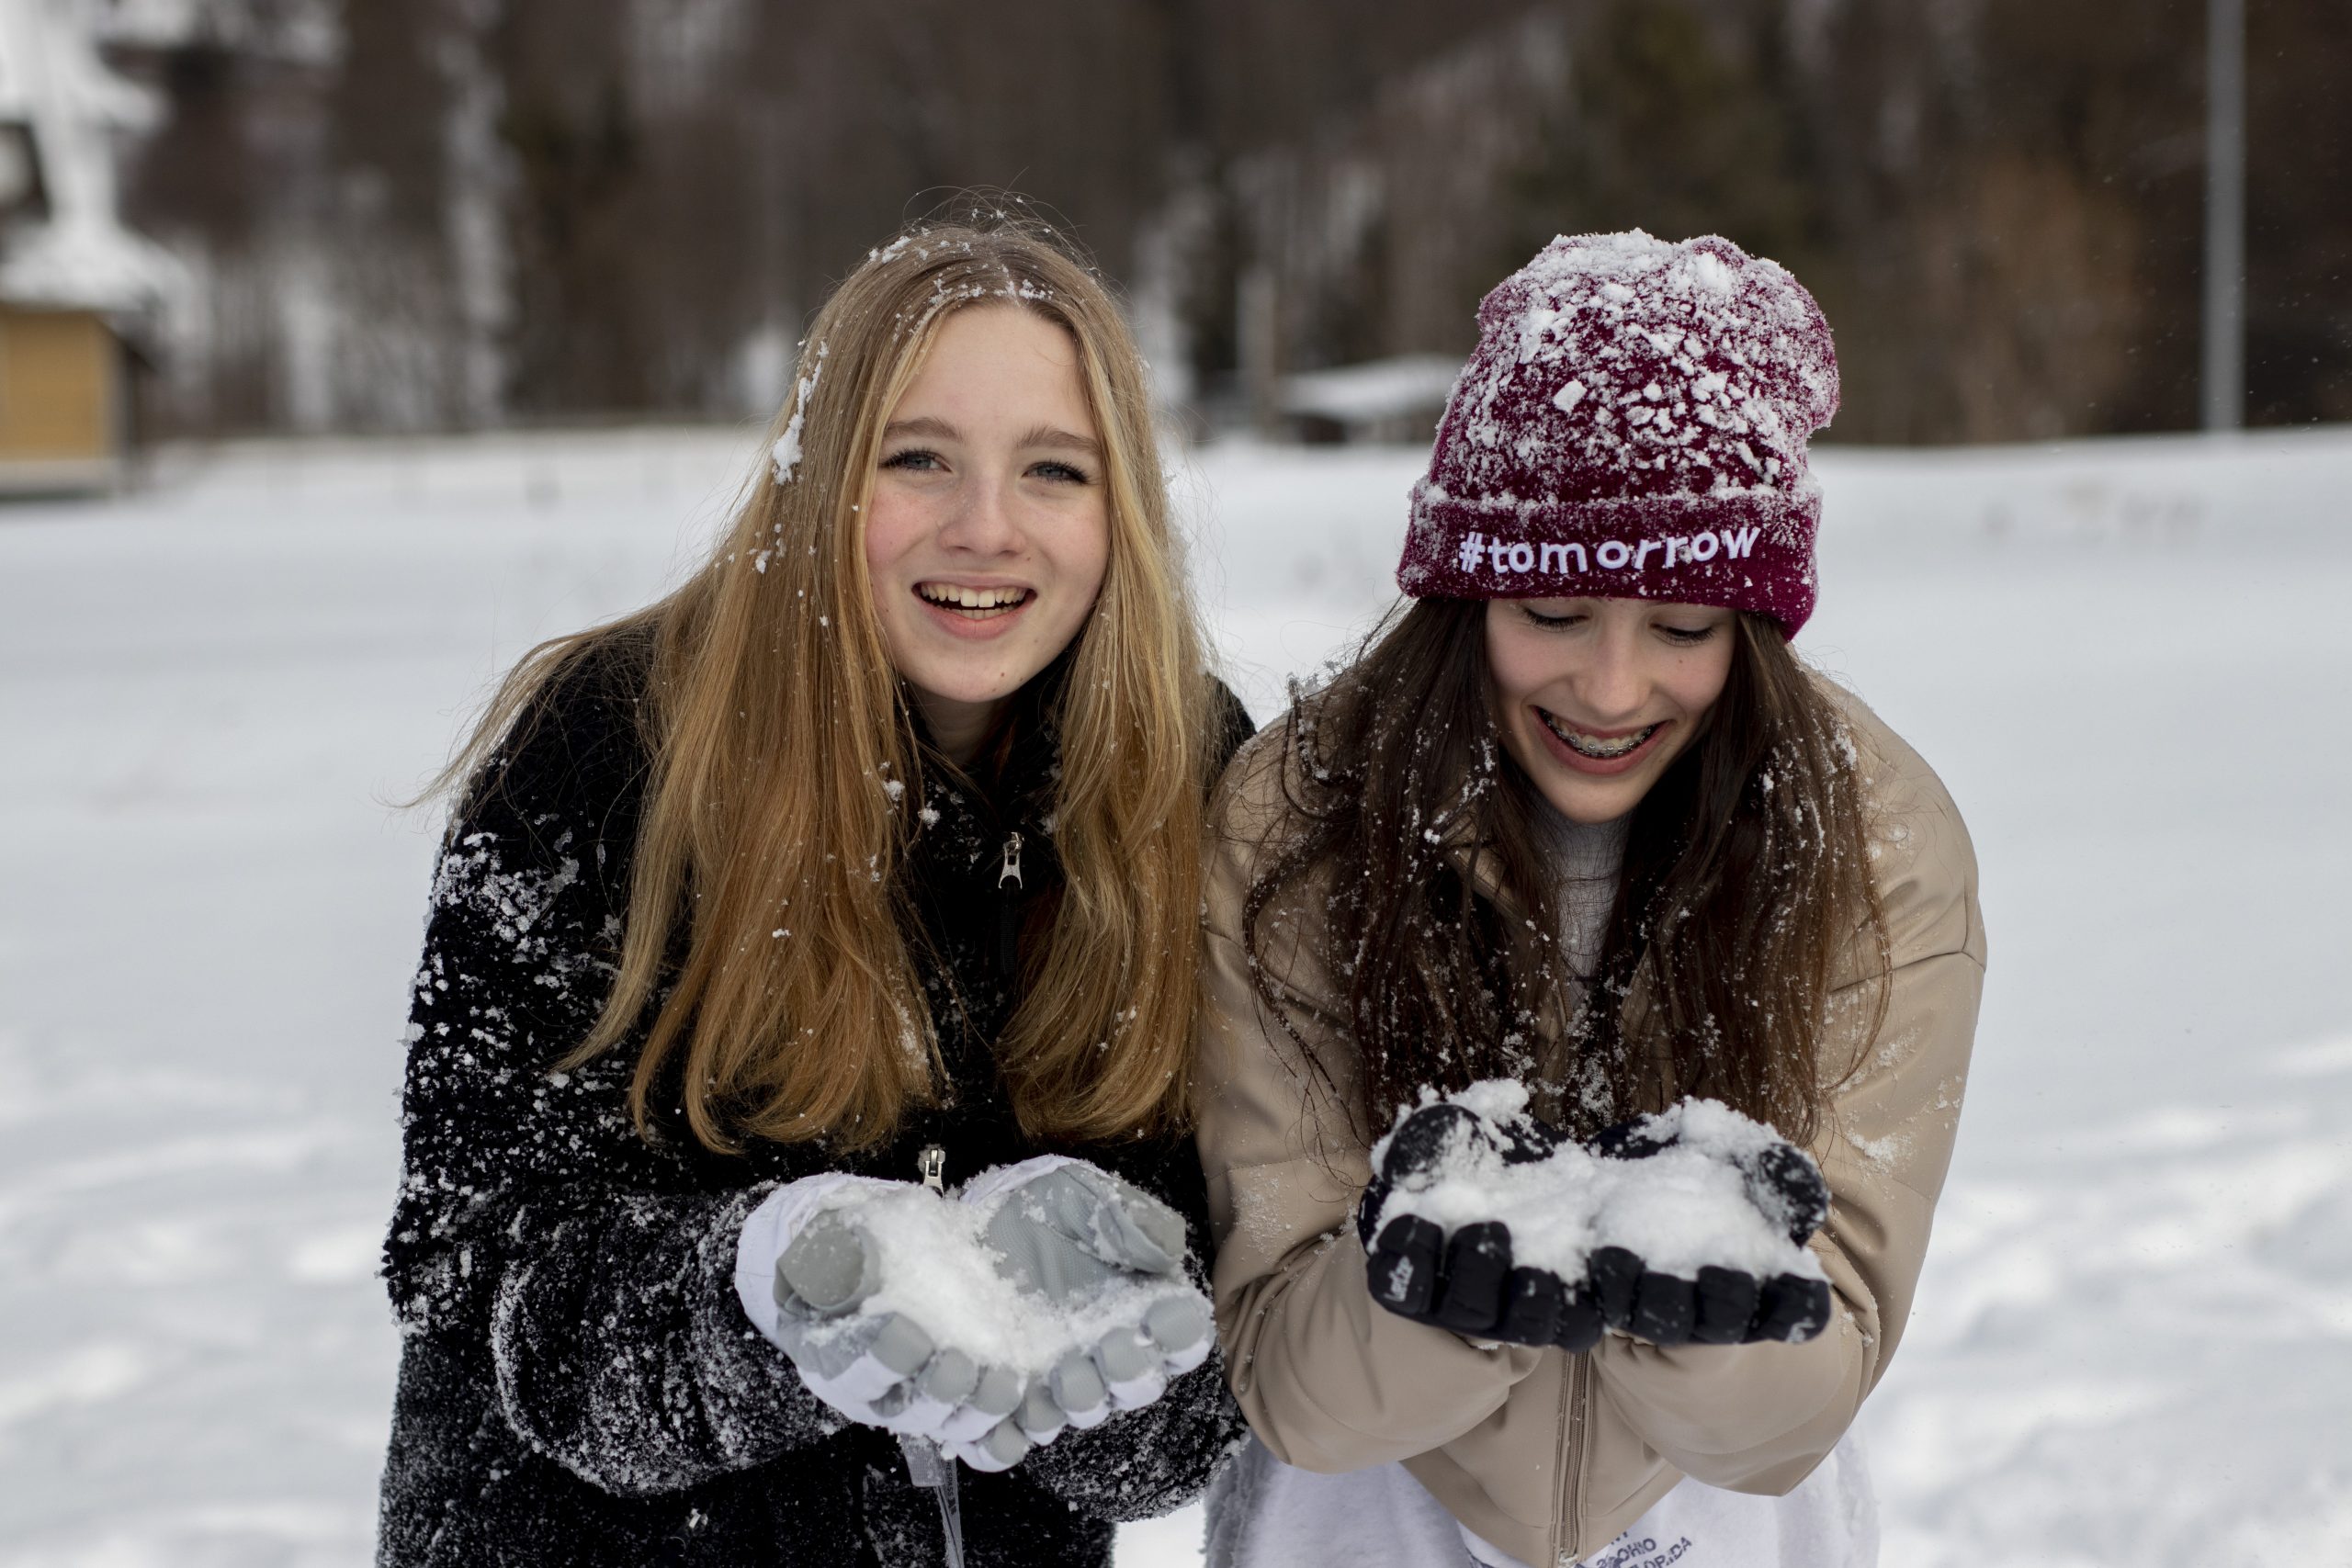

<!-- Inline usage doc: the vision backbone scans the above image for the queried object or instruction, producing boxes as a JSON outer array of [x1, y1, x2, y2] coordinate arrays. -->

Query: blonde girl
[[379, 210, 1250, 1568]]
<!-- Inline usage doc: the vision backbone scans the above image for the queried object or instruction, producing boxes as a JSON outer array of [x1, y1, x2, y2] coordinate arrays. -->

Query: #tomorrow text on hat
[[1397, 231, 1838, 635]]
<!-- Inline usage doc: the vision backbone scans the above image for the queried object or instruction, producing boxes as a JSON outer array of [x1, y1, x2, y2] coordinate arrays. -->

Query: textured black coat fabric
[[378, 642, 1253, 1566]]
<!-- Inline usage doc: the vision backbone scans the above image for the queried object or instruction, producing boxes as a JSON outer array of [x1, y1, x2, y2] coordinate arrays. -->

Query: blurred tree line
[[116, 0, 2346, 442]]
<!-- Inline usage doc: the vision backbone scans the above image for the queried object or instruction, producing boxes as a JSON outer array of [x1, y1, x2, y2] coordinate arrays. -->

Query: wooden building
[[0, 0, 175, 495], [0, 298, 130, 491]]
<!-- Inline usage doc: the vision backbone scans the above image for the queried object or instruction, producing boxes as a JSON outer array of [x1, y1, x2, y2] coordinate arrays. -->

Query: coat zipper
[[994, 834, 1023, 979], [1558, 1349, 1589, 1562], [902, 1143, 965, 1568]]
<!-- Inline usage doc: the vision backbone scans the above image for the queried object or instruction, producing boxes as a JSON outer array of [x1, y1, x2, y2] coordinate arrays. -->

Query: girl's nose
[[937, 474, 1022, 556], [1574, 627, 1650, 721]]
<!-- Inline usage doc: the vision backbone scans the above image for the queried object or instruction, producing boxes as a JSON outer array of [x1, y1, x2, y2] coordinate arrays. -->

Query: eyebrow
[[880, 415, 1100, 457], [1019, 424, 1101, 457]]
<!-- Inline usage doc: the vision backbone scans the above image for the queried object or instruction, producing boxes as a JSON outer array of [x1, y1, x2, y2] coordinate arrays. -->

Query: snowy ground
[[3, 423, 2348, 1567]]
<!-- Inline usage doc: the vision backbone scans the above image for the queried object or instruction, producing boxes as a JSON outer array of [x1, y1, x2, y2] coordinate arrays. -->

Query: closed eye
[[1657, 624, 1719, 646], [1521, 604, 1585, 629]]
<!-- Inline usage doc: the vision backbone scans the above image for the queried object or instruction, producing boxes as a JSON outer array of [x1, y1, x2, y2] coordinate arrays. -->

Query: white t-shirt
[[1204, 1431, 1879, 1568]]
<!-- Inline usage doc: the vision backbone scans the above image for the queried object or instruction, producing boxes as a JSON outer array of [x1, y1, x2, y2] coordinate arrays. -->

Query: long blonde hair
[[438, 211, 1216, 1154]]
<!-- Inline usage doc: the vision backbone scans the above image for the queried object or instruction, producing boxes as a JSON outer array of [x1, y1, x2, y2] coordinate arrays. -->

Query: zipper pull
[[997, 831, 1023, 889], [907, 1140, 967, 1562]]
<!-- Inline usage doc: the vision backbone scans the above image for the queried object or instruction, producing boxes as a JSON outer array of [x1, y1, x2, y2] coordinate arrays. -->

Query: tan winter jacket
[[1195, 686, 1984, 1567]]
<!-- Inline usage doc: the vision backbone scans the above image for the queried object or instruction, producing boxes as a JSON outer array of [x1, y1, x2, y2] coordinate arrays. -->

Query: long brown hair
[[434, 209, 1216, 1154], [1240, 598, 1888, 1147]]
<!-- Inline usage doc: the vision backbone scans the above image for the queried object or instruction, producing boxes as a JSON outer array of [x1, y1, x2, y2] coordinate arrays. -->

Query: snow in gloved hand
[[1358, 1082, 1832, 1349], [950, 1152, 1223, 1476], [761, 1158, 1212, 1475]]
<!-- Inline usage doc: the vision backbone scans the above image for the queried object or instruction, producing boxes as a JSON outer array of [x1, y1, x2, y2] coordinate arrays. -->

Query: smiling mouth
[[1538, 711, 1663, 760], [916, 582, 1033, 619]]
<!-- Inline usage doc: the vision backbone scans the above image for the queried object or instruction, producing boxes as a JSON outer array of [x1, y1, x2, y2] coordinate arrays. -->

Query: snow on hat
[[1397, 231, 1838, 634]]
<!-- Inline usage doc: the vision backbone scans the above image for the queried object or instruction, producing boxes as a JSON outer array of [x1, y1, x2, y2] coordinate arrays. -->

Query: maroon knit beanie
[[1397, 231, 1838, 635]]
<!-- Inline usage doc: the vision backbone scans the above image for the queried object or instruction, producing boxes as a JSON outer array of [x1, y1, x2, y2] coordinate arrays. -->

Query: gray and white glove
[[949, 1156, 1215, 1465], [733, 1161, 1215, 1474], [735, 1176, 1025, 1453]]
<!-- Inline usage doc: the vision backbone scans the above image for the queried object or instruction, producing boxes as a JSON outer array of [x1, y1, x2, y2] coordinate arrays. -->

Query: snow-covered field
[[3, 424, 2347, 1567]]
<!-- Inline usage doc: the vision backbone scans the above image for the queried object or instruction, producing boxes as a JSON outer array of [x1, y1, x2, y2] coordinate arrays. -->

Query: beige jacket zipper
[[1558, 1351, 1589, 1563]]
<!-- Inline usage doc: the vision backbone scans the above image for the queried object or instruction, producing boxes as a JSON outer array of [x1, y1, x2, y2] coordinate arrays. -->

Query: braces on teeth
[[1543, 714, 1659, 760]]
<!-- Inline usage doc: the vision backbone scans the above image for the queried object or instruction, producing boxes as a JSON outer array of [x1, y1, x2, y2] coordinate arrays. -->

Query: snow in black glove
[[1358, 1100, 1607, 1350], [1586, 1104, 1833, 1345], [1357, 1088, 1834, 1349]]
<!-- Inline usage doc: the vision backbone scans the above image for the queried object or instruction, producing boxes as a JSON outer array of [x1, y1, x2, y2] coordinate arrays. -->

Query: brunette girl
[[1195, 232, 1984, 1568], [378, 213, 1248, 1567]]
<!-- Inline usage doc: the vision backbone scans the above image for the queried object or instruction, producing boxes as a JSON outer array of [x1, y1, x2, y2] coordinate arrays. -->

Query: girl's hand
[[1358, 1100, 1609, 1348], [741, 1177, 1035, 1460], [949, 1157, 1215, 1460], [1582, 1104, 1833, 1343], [1357, 1089, 1835, 1349], [734, 1162, 1214, 1473]]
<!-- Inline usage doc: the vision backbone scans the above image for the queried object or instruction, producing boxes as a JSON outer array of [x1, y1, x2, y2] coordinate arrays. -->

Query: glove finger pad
[[1050, 1350, 1111, 1428], [1495, 1266, 1563, 1347], [1755, 1275, 1833, 1343], [1367, 1215, 1444, 1318], [1555, 1290, 1605, 1354], [775, 1214, 875, 1314], [1747, 1144, 1831, 1246], [1098, 1325, 1170, 1408], [1433, 1222, 1512, 1335], [918, 1348, 979, 1404], [1588, 1245, 1644, 1330], [1690, 1266, 1761, 1345], [1383, 1103, 1493, 1187], [1015, 1376, 1067, 1442], [867, 1314, 935, 1378], [952, 1417, 1031, 1472], [1145, 1294, 1210, 1357], [1630, 1271, 1696, 1345]]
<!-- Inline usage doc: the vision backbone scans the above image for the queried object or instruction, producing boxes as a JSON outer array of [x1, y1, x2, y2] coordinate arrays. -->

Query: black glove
[[1358, 1101, 1608, 1353], [1584, 1111, 1833, 1346], [1359, 1098, 1835, 1350]]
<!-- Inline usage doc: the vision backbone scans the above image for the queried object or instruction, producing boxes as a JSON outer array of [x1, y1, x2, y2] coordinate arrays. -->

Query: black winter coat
[[378, 642, 1253, 1566]]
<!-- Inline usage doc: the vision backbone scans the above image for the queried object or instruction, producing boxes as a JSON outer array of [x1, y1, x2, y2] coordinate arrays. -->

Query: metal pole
[[2202, 0, 2245, 431]]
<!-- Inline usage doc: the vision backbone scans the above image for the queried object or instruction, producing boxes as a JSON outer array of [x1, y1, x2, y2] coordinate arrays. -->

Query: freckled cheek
[[863, 481, 951, 568], [1069, 507, 1113, 579]]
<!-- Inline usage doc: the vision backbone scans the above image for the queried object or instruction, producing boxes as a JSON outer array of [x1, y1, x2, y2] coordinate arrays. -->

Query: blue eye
[[882, 448, 944, 471], [1030, 459, 1092, 484]]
